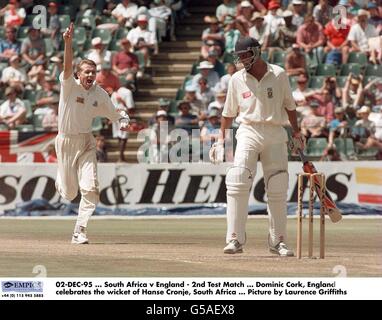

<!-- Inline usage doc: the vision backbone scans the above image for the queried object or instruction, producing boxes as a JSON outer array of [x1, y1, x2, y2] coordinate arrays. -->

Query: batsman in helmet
[[209, 37, 305, 256]]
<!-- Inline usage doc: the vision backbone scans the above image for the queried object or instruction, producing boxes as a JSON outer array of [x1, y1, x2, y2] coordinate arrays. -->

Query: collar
[[244, 62, 271, 82]]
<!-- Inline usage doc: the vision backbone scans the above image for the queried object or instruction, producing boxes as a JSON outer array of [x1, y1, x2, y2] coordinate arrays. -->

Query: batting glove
[[288, 131, 306, 153], [209, 141, 224, 164]]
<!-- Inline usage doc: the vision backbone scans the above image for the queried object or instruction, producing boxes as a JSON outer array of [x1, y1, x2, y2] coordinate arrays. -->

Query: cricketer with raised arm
[[55, 23, 130, 244]]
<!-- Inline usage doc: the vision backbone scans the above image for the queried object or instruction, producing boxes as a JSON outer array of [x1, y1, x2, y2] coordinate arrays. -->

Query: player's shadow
[[90, 242, 200, 245]]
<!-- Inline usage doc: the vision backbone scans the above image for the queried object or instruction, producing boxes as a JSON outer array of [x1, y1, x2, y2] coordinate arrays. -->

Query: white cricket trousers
[[226, 123, 289, 246], [55, 133, 99, 231]]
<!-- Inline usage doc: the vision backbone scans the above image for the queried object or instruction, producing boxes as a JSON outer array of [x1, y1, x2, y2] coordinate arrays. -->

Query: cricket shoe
[[224, 240, 243, 254], [269, 241, 294, 257], [71, 229, 89, 244]]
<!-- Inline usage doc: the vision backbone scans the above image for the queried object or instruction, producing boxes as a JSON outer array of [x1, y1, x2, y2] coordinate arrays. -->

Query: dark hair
[[5, 26, 16, 33], [327, 147, 336, 156]]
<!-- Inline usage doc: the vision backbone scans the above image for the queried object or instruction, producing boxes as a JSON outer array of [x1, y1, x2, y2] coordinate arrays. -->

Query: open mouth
[[86, 79, 93, 85]]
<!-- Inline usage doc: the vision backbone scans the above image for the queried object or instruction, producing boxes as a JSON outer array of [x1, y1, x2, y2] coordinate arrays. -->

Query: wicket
[[296, 173, 326, 259]]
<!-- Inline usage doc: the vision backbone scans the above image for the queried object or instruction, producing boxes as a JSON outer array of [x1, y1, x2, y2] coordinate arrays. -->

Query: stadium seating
[[304, 52, 320, 72], [58, 5, 75, 16], [305, 138, 328, 159], [169, 100, 179, 115], [0, 62, 7, 77], [91, 29, 112, 45], [347, 52, 368, 68], [289, 76, 298, 90], [15, 124, 34, 132], [175, 88, 185, 100], [58, 15, 71, 31], [365, 64, 382, 77], [190, 61, 199, 75], [101, 16, 118, 24], [32, 114, 45, 132], [315, 64, 336, 77], [333, 138, 356, 159], [356, 147, 379, 160], [16, 26, 29, 41], [261, 51, 268, 62], [0, 0, 380, 165], [75, 14, 96, 30], [335, 76, 348, 88], [82, 38, 93, 51], [340, 63, 361, 76], [114, 28, 129, 41], [308, 76, 325, 89], [182, 75, 194, 89], [73, 27, 87, 46], [44, 38, 54, 57], [108, 39, 119, 51], [271, 51, 286, 65], [22, 100, 33, 122], [24, 15, 38, 26], [222, 52, 234, 64], [363, 75, 379, 86], [23, 90, 37, 104]]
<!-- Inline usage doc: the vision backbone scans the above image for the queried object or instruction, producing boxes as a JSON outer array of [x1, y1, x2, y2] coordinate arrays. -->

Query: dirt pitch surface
[[0, 217, 381, 277]]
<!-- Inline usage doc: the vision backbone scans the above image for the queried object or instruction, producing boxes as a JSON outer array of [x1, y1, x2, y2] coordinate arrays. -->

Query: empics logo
[[1, 281, 43, 293], [3, 282, 13, 289]]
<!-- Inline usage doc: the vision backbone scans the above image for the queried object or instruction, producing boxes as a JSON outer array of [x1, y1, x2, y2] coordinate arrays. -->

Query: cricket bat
[[298, 149, 342, 223]]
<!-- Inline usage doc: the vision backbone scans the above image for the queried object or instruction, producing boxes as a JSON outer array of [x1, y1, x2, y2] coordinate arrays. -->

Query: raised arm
[[353, 82, 364, 108], [63, 22, 74, 80], [342, 74, 351, 107]]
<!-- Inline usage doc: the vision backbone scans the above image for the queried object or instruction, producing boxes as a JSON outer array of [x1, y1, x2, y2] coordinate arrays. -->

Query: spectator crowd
[[0, 0, 381, 162], [149, 0, 382, 162]]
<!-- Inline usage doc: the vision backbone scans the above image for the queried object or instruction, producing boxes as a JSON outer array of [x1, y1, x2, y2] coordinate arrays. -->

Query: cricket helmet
[[234, 37, 261, 71]]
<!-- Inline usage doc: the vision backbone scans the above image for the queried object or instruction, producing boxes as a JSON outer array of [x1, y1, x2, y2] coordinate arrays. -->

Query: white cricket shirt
[[222, 63, 296, 125], [0, 98, 25, 118], [347, 23, 378, 52], [111, 3, 138, 20], [58, 72, 122, 134], [127, 27, 157, 46], [1, 66, 27, 84]]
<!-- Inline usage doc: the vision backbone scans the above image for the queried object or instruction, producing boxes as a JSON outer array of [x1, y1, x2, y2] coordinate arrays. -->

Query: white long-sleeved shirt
[[58, 72, 126, 134]]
